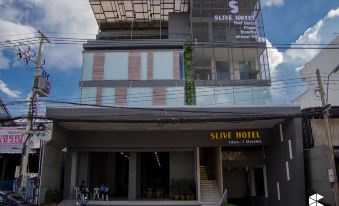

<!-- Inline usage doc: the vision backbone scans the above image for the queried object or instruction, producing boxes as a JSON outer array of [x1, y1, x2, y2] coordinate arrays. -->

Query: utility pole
[[19, 30, 50, 194], [316, 69, 339, 206]]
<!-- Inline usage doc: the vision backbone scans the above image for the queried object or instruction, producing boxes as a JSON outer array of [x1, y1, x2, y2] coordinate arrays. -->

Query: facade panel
[[104, 52, 129, 80], [82, 53, 93, 81]]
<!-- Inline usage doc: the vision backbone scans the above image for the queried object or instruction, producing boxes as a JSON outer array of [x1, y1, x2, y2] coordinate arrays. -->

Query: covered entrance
[[42, 106, 306, 206]]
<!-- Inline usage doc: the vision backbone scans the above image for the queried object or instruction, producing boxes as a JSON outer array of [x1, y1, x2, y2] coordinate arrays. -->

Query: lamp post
[[316, 64, 339, 206]]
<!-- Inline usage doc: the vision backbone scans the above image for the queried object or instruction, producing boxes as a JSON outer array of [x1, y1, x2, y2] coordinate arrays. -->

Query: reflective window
[[82, 53, 93, 81], [213, 23, 227, 41], [104, 52, 129, 80], [127, 87, 152, 106], [153, 52, 173, 80], [81, 87, 96, 105], [102, 88, 115, 106], [216, 61, 230, 80]]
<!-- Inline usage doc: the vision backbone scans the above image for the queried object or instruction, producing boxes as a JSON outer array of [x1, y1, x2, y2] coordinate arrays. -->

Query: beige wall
[[310, 118, 339, 146]]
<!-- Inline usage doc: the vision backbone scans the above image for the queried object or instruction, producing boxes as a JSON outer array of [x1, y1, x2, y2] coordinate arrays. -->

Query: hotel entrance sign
[[210, 130, 262, 145]]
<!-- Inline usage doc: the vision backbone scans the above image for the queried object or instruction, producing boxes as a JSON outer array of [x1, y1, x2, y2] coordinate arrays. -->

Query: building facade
[[40, 1, 306, 206], [80, 0, 271, 107], [294, 35, 339, 206]]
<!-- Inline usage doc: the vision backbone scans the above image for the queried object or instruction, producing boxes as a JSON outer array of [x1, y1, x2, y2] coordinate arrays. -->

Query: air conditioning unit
[[34, 76, 51, 97]]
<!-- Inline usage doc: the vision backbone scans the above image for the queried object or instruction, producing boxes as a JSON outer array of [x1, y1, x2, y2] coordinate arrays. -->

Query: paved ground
[[58, 200, 201, 206]]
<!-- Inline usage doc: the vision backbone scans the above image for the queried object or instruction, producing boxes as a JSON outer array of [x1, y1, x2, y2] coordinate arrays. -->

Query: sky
[[0, 0, 338, 117]]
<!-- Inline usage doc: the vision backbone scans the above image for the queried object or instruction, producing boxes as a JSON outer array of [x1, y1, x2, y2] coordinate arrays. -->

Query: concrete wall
[[310, 118, 339, 146], [169, 152, 195, 180], [305, 145, 334, 205], [39, 124, 68, 204], [168, 13, 190, 40], [265, 118, 306, 206]]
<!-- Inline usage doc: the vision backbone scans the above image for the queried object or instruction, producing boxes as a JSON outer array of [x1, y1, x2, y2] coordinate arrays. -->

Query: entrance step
[[200, 179, 220, 204]]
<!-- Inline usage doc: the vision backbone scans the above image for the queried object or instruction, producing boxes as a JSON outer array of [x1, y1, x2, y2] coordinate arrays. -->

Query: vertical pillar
[[250, 168, 256, 196], [128, 152, 137, 200], [216, 146, 224, 194], [196, 147, 201, 201], [70, 151, 78, 197]]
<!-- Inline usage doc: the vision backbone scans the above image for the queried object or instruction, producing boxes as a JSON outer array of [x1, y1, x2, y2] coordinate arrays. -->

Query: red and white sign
[[0, 127, 25, 145]]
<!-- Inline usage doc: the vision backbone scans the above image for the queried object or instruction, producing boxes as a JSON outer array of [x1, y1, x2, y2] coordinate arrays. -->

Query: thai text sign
[[0, 127, 24, 145], [210, 130, 262, 144]]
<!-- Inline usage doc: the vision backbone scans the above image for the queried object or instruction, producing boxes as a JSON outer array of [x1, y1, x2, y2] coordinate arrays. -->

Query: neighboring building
[[40, 1, 306, 206], [294, 35, 339, 206], [0, 98, 20, 182], [0, 97, 14, 126]]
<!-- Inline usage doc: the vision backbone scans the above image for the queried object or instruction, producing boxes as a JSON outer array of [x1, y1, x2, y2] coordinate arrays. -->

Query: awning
[[89, 0, 189, 29]]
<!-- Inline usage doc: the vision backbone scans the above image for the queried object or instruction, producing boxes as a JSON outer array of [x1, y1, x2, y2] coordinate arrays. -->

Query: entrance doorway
[[89, 152, 129, 200], [139, 152, 169, 199], [223, 166, 266, 206]]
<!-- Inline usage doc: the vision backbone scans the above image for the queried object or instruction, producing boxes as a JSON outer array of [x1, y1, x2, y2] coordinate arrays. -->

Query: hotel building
[[40, 1, 306, 206]]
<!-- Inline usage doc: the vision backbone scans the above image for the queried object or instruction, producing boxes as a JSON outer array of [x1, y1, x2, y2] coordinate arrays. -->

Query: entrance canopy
[[46, 106, 300, 131]]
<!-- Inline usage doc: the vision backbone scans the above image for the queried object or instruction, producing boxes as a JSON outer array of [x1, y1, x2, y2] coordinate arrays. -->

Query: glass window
[[82, 53, 93, 81], [213, 23, 227, 41], [216, 61, 230, 80], [81, 87, 96, 105], [166, 87, 185, 106], [239, 61, 257, 80], [127, 87, 152, 107], [102, 88, 115, 106], [104, 52, 129, 80], [153, 52, 173, 80]]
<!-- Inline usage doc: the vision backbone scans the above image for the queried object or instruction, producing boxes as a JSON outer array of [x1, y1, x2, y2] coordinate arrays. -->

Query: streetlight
[[326, 64, 339, 104]]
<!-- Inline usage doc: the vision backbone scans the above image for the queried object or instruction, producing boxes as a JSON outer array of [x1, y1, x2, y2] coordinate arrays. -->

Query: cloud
[[266, 39, 283, 77], [0, 80, 21, 98], [261, 0, 284, 7], [266, 8, 339, 104], [0, 19, 36, 69], [0, 0, 98, 70], [284, 7, 339, 66]]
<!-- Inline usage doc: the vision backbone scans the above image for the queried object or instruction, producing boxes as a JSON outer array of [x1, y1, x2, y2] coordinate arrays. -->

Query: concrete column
[[216, 146, 224, 194], [128, 152, 137, 200], [196, 147, 201, 201], [70, 151, 78, 195], [250, 168, 256, 196]]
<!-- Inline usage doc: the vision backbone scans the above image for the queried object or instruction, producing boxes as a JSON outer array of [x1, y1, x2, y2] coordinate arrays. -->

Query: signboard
[[210, 130, 263, 145], [213, 0, 258, 40], [0, 127, 25, 153]]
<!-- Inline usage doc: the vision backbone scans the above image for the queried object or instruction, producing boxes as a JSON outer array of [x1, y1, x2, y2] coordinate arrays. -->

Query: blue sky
[[0, 0, 338, 117]]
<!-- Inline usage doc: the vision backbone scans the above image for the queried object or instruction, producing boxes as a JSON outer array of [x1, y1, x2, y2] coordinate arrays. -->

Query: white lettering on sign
[[229, 0, 239, 14], [212, 0, 258, 40]]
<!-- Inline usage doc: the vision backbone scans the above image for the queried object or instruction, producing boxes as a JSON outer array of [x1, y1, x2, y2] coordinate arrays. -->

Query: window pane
[[153, 52, 173, 80], [216, 61, 230, 80], [213, 23, 227, 41], [127, 87, 152, 106], [104, 52, 129, 80], [82, 53, 93, 81], [81, 87, 96, 105], [102, 88, 115, 106]]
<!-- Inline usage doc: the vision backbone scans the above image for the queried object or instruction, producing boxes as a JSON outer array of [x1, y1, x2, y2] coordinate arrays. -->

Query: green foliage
[[170, 178, 196, 196], [45, 189, 62, 204], [184, 42, 196, 105]]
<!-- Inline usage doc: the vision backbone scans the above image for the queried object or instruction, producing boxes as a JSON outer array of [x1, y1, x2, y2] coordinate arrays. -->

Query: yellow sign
[[210, 130, 261, 140]]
